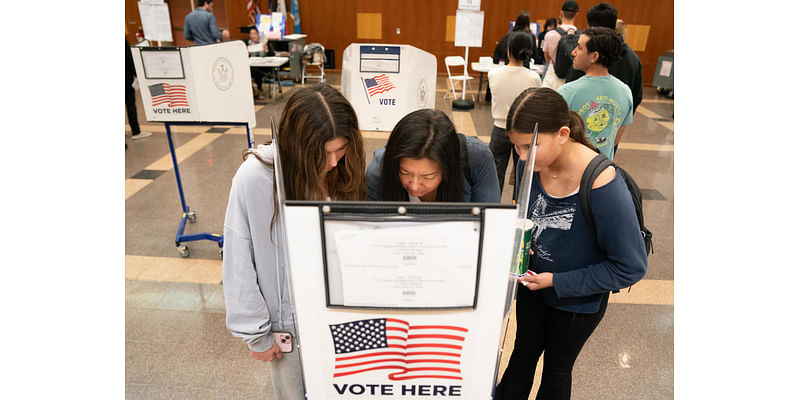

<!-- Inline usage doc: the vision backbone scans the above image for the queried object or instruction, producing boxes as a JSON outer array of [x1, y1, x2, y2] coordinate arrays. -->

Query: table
[[249, 56, 290, 99]]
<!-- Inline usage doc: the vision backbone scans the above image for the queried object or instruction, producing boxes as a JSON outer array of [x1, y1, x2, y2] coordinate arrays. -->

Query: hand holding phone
[[272, 331, 293, 353]]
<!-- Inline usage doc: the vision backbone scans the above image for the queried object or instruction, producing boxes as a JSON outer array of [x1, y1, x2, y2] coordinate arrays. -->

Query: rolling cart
[[164, 121, 255, 258]]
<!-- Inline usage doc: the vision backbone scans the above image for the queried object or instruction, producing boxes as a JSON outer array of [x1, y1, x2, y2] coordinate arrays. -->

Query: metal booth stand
[[130, 41, 258, 259], [163, 121, 255, 258]]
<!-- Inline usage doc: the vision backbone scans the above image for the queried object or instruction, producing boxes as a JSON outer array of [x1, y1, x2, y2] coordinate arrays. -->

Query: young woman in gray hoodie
[[222, 83, 366, 399]]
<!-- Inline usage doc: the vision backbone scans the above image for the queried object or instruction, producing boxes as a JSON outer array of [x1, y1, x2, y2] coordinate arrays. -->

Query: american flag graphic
[[329, 318, 467, 381], [363, 74, 396, 97], [149, 83, 189, 107]]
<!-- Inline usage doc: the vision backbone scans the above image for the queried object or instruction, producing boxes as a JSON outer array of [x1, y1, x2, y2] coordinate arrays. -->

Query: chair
[[443, 56, 475, 101], [302, 43, 326, 84]]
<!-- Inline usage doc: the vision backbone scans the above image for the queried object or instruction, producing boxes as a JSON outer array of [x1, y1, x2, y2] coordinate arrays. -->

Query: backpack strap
[[554, 27, 566, 37], [578, 154, 614, 231], [457, 133, 474, 187]]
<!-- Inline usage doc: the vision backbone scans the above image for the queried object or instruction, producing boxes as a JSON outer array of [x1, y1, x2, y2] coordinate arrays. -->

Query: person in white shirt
[[488, 31, 542, 195]]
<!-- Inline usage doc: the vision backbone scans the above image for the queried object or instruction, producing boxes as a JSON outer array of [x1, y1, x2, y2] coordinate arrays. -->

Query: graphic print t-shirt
[[557, 75, 633, 160]]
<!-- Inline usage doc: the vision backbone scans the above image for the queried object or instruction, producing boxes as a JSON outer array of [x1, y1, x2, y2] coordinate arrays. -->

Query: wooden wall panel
[[125, 0, 673, 85], [296, 0, 673, 86]]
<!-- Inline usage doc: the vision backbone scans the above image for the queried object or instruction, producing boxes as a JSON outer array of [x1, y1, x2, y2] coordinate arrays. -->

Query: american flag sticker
[[329, 318, 467, 381], [363, 74, 396, 97], [149, 83, 189, 108]]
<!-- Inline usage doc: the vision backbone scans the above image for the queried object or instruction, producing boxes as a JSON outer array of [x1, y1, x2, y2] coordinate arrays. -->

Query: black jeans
[[495, 287, 609, 400], [489, 125, 519, 195], [125, 84, 140, 136]]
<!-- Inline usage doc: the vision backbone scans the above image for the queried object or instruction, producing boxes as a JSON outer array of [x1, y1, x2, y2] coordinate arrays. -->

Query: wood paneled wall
[[125, 0, 673, 85]]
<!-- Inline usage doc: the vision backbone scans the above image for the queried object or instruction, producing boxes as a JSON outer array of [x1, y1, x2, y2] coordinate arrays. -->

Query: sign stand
[[453, 7, 484, 110], [130, 41, 257, 258]]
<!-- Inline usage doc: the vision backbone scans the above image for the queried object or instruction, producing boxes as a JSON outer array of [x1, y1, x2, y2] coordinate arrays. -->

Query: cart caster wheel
[[178, 245, 189, 257], [187, 211, 197, 223]]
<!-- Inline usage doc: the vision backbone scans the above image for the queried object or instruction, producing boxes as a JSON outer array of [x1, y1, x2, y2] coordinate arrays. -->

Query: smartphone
[[272, 331, 293, 353]]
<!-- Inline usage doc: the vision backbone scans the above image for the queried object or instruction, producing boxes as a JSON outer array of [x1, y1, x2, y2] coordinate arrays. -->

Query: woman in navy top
[[366, 109, 500, 202], [494, 87, 647, 400]]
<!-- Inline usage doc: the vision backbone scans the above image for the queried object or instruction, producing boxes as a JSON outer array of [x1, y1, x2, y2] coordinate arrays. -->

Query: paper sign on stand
[[341, 44, 436, 131]]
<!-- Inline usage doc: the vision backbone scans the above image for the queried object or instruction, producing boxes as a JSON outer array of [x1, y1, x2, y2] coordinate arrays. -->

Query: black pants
[[495, 287, 609, 400], [125, 84, 140, 136], [489, 125, 519, 195]]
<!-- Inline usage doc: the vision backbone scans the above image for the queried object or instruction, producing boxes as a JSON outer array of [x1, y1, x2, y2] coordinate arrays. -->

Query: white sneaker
[[132, 131, 152, 140]]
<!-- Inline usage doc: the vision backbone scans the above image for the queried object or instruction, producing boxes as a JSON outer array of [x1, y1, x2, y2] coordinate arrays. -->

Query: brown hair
[[271, 83, 366, 201], [243, 84, 367, 232], [506, 87, 596, 151]]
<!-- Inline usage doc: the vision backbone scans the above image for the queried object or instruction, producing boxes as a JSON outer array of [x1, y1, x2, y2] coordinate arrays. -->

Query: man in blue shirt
[[557, 27, 633, 160], [183, 0, 222, 45]]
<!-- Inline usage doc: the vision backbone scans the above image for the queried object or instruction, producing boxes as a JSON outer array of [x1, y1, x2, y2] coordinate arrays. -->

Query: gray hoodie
[[222, 144, 295, 352]]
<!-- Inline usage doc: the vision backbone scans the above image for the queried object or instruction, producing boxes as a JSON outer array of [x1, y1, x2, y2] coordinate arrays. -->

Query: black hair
[[586, 3, 618, 29], [506, 87, 596, 151], [507, 31, 534, 65], [197, 0, 212, 7], [544, 18, 558, 32], [513, 11, 532, 33], [379, 109, 464, 202], [582, 26, 623, 68]]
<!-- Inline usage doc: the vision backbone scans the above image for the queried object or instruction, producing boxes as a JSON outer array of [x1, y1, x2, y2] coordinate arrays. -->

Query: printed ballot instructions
[[328, 221, 481, 308]]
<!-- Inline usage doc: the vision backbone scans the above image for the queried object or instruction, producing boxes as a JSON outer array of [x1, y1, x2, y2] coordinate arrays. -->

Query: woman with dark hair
[[494, 87, 646, 400], [493, 10, 537, 68], [222, 83, 366, 400], [366, 109, 499, 202], [488, 30, 541, 195], [535, 18, 558, 65]]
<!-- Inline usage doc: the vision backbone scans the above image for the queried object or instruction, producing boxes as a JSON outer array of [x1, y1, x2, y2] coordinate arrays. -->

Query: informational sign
[[282, 203, 518, 400], [137, 1, 173, 42], [130, 41, 256, 127], [323, 220, 481, 309], [458, 0, 481, 10], [140, 48, 184, 79], [342, 44, 436, 131], [454, 10, 484, 48]]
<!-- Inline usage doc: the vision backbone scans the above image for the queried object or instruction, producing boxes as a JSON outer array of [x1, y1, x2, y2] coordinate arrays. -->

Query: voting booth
[[273, 126, 540, 398], [130, 41, 257, 256], [341, 44, 437, 131]]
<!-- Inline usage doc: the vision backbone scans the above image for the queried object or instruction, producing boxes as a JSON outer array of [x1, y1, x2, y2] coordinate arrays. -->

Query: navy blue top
[[183, 9, 222, 45], [522, 168, 647, 313], [366, 135, 501, 203]]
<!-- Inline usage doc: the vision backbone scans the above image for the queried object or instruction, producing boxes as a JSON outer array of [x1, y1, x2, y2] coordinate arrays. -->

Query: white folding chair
[[302, 45, 326, 84], [443, 56, 475, 101]]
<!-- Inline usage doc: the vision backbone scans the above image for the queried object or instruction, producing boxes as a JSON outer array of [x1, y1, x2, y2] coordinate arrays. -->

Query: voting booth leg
[[164, 123, 225, 258]]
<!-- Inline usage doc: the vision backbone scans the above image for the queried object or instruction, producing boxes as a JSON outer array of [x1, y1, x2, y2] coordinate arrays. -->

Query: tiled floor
[[125, 74, 674, 399]]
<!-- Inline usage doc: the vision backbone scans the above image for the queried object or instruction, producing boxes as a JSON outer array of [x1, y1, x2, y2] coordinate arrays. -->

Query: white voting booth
[[273, 127, 540, 398], [129, 41, 256, 256], [341, 44, 437, 131], [130, 41, 256, 135]]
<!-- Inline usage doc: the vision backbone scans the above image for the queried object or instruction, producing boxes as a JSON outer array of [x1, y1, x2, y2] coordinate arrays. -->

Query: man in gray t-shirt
[[183, 0, 222, 45]]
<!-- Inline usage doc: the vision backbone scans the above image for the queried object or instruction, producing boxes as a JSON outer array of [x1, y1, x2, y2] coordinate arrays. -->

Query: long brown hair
[[246, 83, 366, 201], [506, 87, 597, 151]]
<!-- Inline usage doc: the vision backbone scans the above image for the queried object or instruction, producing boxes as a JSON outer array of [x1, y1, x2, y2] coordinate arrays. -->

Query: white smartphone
[[272, 331, 293, 353]]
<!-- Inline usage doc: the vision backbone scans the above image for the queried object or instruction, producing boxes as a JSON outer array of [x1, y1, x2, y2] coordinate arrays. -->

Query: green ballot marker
[[518, 219, 534, 274]]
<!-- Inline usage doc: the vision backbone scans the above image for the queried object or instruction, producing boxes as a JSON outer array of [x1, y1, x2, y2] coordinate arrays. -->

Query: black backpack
[[578, 154, 653, 292], [553, 27, 581, 79]]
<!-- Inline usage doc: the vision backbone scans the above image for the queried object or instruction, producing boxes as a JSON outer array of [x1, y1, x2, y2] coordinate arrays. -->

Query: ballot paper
[[332, 221, 480, 308]]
